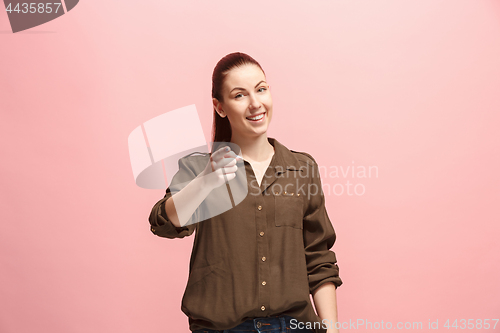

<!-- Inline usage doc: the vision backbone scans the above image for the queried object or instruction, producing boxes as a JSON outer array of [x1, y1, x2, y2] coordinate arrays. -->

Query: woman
[[149, 52, 342, 333]]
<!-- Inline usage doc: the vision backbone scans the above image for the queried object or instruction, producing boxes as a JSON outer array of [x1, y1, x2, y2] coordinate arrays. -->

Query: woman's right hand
[[197, 146, 243, 190]]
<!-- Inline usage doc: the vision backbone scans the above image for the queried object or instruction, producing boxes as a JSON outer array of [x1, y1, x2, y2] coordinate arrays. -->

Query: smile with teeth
[[246, 112, 265, 121]]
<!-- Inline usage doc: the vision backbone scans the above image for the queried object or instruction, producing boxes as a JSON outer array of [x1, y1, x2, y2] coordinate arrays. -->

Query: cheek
[[266, 110, 273, 123], [264, 96, 273, 108], [226, 109, 245, 124]]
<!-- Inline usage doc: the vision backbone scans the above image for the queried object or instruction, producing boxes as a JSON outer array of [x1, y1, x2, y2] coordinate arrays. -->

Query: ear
[[212, 98, 226, 118]]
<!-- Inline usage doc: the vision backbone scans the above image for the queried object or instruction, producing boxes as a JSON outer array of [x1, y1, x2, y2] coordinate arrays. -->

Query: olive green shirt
[[148, 137, 342, 333]]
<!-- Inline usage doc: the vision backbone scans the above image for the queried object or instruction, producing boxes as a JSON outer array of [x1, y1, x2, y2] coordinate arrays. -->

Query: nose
[[248, 93, 262, 110]]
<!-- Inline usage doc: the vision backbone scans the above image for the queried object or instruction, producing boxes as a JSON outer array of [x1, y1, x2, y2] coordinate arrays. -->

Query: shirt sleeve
[[148, 156, 200, 239], [148, 188, 196, 239], [302, 155, 343, 294]]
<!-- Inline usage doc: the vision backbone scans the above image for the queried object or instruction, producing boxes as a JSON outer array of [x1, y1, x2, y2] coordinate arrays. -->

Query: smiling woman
[[148, 52, 342, 333]]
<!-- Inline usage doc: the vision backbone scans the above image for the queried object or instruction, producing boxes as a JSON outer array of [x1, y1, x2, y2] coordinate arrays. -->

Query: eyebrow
[[230, 80, 267, 93]]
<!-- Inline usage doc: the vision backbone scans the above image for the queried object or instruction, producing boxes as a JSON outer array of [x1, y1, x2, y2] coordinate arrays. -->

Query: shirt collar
[[267, 137, 302, 173]]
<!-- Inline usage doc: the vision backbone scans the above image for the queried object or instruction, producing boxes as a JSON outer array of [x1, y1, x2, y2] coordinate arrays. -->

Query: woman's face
[[213, 64, 273, 141]]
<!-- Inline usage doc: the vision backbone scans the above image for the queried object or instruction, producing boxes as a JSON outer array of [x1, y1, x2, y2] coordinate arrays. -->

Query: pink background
[[1, 0, 499, 332]]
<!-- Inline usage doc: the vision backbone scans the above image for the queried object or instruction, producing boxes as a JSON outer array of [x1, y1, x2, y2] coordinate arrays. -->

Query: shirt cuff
[[149, 195, 195, 239]]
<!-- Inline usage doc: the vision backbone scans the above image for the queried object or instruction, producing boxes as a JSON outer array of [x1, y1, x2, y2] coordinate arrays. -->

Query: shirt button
[[256, 321, 262, 328], [262, 281, 266, 286], [261, 305, 266, 311], [297, 193, 300, 196], [151, 228, 155, 232], [261, 256, 266, 262], [259, 231, 264, 237], [257, 205, 262, 211], [275, 192, 279, 195]]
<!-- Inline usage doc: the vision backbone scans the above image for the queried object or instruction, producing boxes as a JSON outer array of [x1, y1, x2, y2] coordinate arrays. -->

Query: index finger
[[211, 145, 233, 161]]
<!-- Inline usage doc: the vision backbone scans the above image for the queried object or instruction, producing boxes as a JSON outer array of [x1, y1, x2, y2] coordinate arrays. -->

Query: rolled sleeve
[[148, 188, 196, 239], [302, 156, 342, 294]]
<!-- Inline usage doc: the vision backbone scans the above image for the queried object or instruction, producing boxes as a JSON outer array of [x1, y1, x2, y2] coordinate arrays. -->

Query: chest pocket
[[274, 194, 303, 229]]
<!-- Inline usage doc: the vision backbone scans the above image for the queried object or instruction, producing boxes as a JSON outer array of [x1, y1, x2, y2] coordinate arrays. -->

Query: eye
[[235, 93, 243, 99], [258, 87, 267, 92]]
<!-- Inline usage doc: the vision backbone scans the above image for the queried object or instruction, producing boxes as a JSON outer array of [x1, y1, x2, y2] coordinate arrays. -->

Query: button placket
[[255, 191, 269, 316]]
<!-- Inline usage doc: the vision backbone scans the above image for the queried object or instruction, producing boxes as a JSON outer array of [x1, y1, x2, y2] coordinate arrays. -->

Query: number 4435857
[[444, 319, 498, 330], [5, 3, 62, 14]]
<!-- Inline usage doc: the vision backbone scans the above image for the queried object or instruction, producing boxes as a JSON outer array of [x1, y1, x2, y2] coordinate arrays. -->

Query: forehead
[[223, 64, 266, 89]]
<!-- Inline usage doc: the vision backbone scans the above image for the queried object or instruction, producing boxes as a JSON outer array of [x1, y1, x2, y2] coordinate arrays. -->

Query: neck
[[230, 134, 274, 162]]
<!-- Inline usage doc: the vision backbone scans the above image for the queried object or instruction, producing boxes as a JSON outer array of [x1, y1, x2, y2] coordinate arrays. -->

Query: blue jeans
[[192, 314, 314, 333]]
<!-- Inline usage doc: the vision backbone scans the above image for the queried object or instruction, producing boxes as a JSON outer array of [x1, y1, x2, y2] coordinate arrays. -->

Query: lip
[[246, 112, 266, 121]]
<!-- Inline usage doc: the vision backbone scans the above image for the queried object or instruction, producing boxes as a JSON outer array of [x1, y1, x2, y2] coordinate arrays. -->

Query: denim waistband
[[193, 314, 299, 332]]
